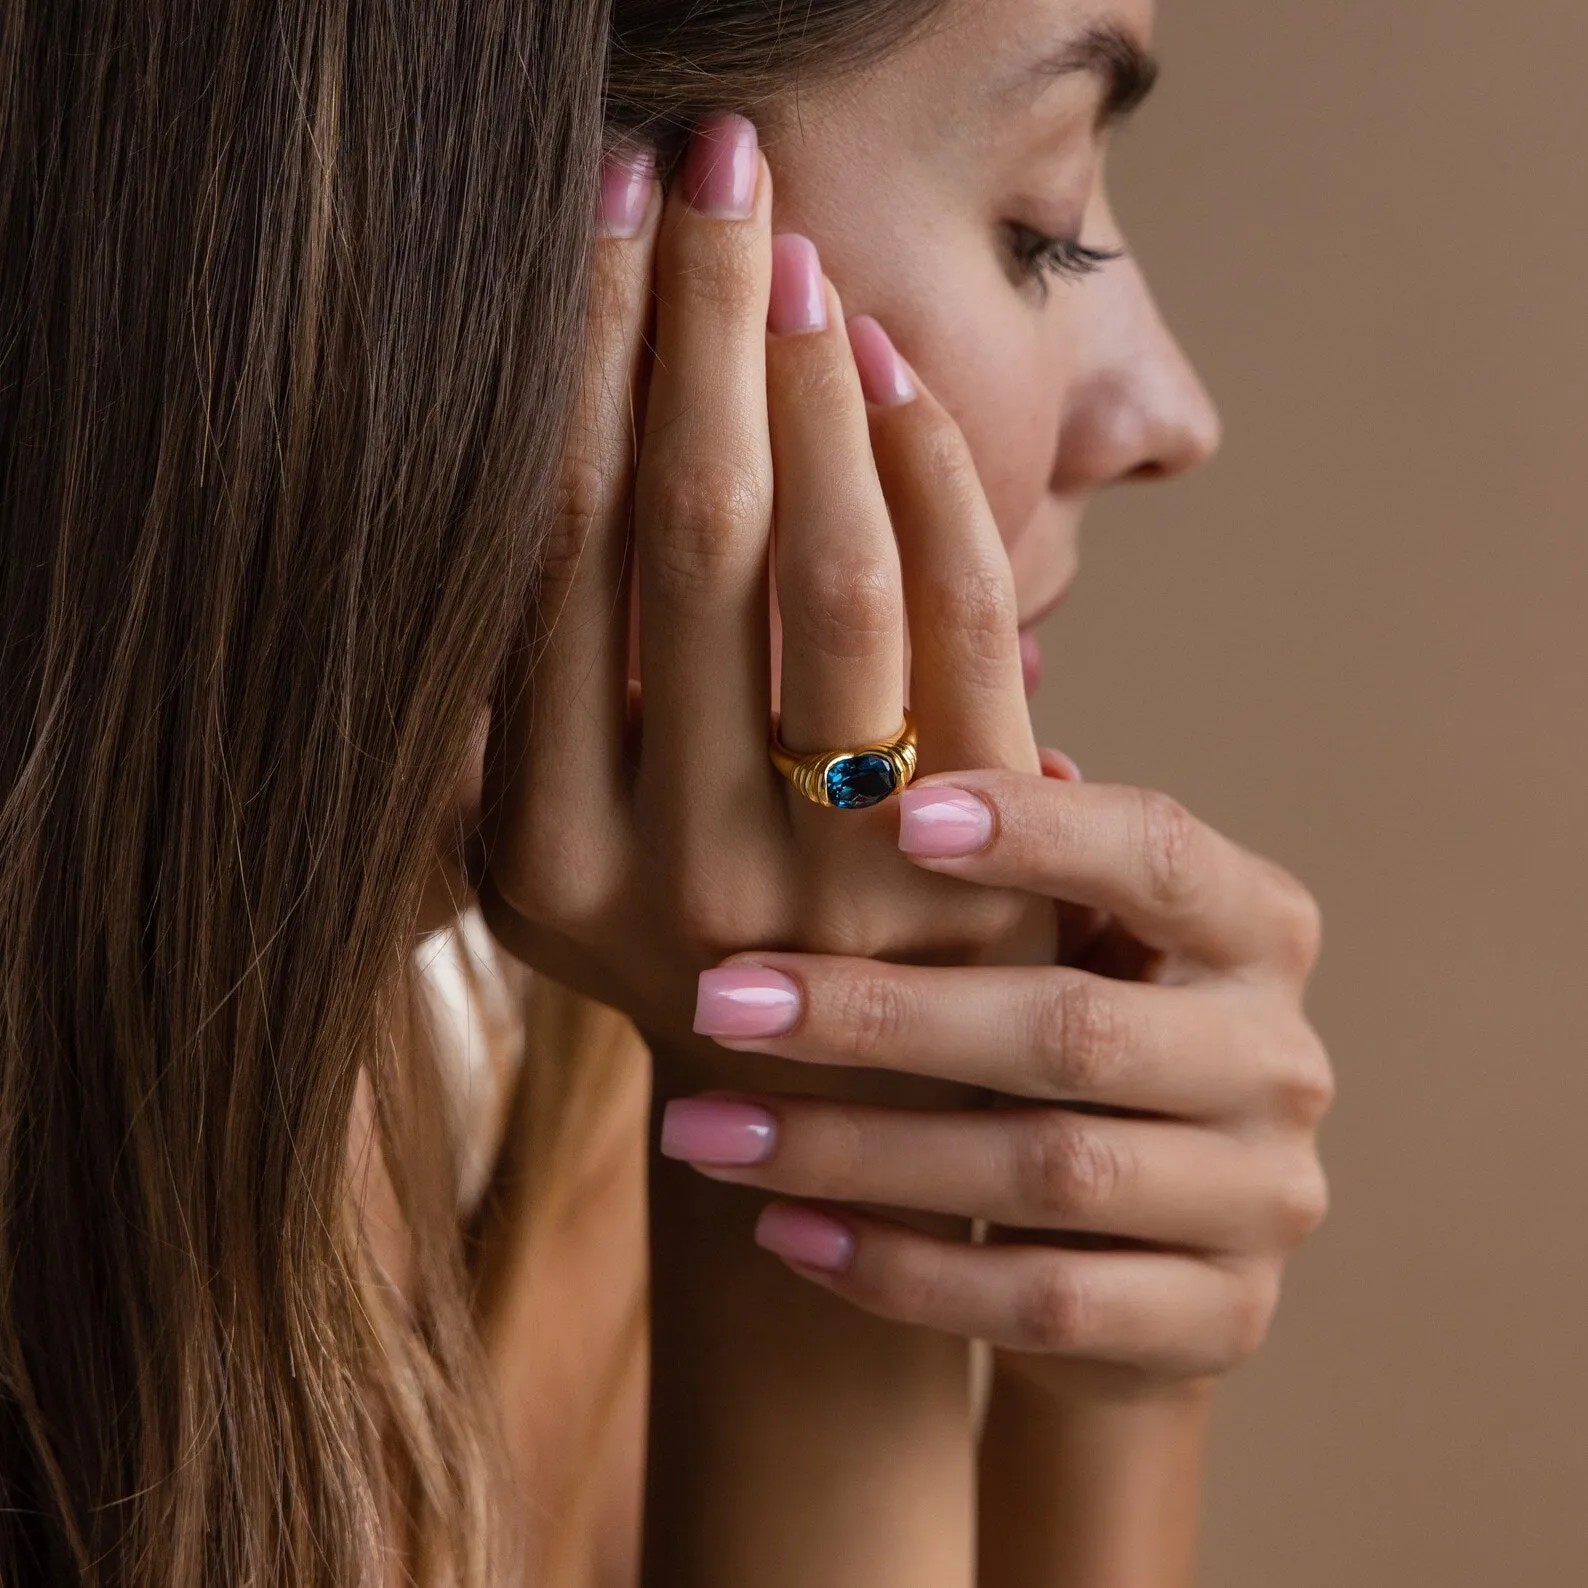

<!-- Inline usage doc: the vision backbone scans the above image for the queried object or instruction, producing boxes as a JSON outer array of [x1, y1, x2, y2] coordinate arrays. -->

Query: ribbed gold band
[[768, 710, 919, 809]]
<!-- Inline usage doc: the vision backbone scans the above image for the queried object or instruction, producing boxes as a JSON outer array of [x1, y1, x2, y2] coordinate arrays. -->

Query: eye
[[1005, 222, 1123, 295]]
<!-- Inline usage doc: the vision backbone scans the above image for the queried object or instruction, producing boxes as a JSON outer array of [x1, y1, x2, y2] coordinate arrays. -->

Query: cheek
[[882, 286, 1081, 614], [763, 155, 1064, 546], [915, 305, 1060, 547], [857, 272, 1064, 547]]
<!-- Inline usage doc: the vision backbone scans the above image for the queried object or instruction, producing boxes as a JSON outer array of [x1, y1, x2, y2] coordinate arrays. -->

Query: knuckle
[[801, 1108, 868, 1197], [1135, 789, 1202, 915], [1272, 1160, 1331, 1246], [669, 227, 763, 313], [790, 891, 889, 960], [908, 404, 977, 483], [643, 454, 766, 596], [1037, 977, 1124, 1095], [1273, 1035, 1336, 1127], [829, 1111, 871, 1192], [546, 452, 609, 577], [589, 243, 644, 330], [828, 968, 917, 1065], [781, 553, 900, 658], [669, 873, 762, 963], [495, 837, 616, 937], [929, 889, 1034, 964], [1019, 1114, 1124, 1224], [863, 1241, 944, 1328], [556, 449, 609, 535], [778, 341, 854, 412], [1227, 1268, 1282, 1364], [1265, 865, 1323, 975], [916, 559, 1019, 666], [1017, 1259, 1090, 1353]]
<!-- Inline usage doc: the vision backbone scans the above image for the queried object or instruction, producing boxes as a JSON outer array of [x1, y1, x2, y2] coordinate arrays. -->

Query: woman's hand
[[660, 768, 1333, 1387], [479, 116, 1057, 1067]]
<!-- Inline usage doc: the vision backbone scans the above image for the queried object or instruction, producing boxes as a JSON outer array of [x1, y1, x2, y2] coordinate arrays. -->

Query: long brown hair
[[0, 2, 941, 1583]]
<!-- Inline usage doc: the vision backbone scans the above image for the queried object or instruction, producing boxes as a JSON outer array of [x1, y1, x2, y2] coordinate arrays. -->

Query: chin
[[1016, 560, 1078, 632], [1006, 507, 1081, 629]]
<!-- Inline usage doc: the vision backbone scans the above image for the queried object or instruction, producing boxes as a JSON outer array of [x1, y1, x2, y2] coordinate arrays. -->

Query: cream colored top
[[413, 905, 533, 1215], [410, 906, 649, 1588]]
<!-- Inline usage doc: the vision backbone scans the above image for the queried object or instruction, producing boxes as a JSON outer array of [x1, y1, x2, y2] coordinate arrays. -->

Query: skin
[[445, 0, 1334, 1582]]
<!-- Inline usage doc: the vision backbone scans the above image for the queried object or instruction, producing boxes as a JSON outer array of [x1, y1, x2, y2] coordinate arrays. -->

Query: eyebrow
[[1021, 22, 1161, 128]]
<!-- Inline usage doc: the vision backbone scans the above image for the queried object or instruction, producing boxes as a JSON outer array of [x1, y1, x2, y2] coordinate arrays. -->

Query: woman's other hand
[[661, 767, 1333, 1388]]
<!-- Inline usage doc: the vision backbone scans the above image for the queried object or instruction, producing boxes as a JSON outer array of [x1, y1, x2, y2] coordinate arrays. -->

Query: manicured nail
[[661, 1098, 777, 1166], [897, 788, 993, 858], [768, 234, 827, 334], [755, 1203, 856, 1272], [599, 145, 655, 238], [681, 113, 758, 218], [847, 315, 916, 406], [1039, 747, 1084, 782], [694, 966, 801, 1040]]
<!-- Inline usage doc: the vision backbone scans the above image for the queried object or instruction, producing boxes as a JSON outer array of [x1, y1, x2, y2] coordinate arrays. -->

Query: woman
[[0, 0, 1332, 1584]]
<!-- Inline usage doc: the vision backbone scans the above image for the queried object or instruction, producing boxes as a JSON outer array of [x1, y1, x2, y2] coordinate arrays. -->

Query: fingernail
[[768, 234, 827, 334], [1039, 747, 1084, 782], [681, 113, 758, 219], [660, 1098, 777, 1166], [599, 145, 655, 238], [694, 966, 801, 1040], [755, 1203, 856, 1273], [847, 316, 916, 406], [897, 788, 993, 858]]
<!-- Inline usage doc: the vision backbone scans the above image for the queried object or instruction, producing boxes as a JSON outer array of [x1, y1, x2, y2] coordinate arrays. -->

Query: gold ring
[[769, 710, 918, 809]]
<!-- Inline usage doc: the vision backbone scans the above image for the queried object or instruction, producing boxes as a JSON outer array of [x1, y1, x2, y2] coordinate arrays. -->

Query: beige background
[[1027, 2, 1588, 1583]]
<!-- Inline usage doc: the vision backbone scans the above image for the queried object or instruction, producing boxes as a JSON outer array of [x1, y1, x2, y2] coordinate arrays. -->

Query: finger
[[634, 115, 777, 819], [661, 1096, 1323, 1254], [897, 771, 1324, 976], [848, 316, 1038, 774], [485, 145, 657, 904], [765, 240, 905, 754], [691, 956, 1301, 1122], [752, 1204, 1277, 1376]]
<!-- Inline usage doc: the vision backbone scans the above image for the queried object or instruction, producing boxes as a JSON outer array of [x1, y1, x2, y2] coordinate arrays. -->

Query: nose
[[1050, 255, 1222, 494]]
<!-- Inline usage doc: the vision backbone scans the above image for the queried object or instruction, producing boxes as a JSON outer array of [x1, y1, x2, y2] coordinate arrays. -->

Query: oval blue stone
[[826, 752, 898, 810]]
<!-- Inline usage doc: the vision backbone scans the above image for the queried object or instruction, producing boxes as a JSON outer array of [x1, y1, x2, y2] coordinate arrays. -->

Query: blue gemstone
[[826, 753, 898, 810]]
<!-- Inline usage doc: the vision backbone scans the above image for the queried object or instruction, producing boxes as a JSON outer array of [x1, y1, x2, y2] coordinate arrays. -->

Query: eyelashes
[[1005, 222, 1124, 289]]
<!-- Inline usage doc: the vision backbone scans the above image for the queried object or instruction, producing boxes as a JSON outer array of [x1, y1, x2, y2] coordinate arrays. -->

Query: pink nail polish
[[847, 316, 916, 406], [660, 1098, 777, 1165], [1039, 747, 1084, 782], [599, 145, 655, 238], [897, 788, 993, 858], [694, 966, 801, 1040], [755, 1204, 856, 1272], [680, 113, 759, 219], [768, 234, 827, 334]]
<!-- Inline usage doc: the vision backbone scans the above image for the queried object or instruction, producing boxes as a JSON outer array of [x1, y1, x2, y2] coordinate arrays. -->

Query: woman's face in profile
[[768, 0, 1220, 680]]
